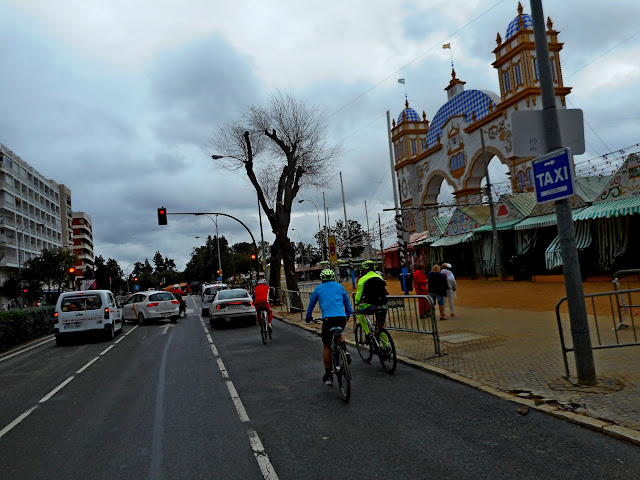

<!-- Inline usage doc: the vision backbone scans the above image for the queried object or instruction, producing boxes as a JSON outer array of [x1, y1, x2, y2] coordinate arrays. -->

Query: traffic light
[[251, 253, 259, 271], [68, 267, 75, 274], [157, 207, 167, 225], [22, 288, 28, 294], [134, 277, 139, 282]]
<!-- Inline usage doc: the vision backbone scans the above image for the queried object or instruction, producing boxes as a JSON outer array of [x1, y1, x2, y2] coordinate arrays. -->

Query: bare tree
[[211, 91, 341, 291]]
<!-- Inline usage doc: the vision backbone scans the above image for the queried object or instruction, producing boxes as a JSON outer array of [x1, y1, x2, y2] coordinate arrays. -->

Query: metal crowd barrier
[[555, 286, 640, 378]]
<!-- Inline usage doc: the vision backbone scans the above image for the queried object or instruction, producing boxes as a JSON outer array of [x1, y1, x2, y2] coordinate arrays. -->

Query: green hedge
[[0, 307, 55, 354]]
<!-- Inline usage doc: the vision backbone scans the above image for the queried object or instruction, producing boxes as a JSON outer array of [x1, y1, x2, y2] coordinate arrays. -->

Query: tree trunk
[[268, 242, 281, 289], [275, 232, 301, 311]]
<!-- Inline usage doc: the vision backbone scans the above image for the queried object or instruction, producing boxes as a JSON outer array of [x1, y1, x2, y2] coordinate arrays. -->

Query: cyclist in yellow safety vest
[[354, 260, 388, 339]]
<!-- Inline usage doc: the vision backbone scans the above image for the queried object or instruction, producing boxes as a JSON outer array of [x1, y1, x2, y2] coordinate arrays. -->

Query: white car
[[54, 290, 123, 346], [201, 283, 228, 316], [121, 290, 180, 324], [209, 288, 256, 328]]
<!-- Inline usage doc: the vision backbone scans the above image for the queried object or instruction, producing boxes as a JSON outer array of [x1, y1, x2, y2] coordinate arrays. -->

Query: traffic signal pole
[[530, 0, 596, 384]]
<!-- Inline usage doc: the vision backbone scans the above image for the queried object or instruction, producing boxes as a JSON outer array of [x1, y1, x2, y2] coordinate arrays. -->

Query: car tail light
[[147, 302, 159, 307], [171, 300, 179, 304], [54, 311, 59, 324], [104, 307, 110, 319], [229, 302, 242, 305], [216, 304, 222, 309]]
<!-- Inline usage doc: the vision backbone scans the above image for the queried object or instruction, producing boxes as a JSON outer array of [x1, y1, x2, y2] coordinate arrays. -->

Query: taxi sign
[[532, 147, 576, 204]]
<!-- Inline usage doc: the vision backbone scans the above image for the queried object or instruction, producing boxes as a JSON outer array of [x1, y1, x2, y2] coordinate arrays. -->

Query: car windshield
[[61, 294, 103, 311], [205, 286, 227, 295], [217, 289, 249, 300], [149, 292, 175, 301]]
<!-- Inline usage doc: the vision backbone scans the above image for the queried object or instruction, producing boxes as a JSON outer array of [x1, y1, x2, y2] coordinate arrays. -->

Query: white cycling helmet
[[258, 279, 267, 285]]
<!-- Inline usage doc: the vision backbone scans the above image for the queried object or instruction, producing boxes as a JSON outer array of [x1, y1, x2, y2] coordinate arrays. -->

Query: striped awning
[[514, 208, 585, 230], [544, 222, 592, 269], [574, 196, 640, 221], [430, 232, 474, 247], [474, 218, 523, 232]]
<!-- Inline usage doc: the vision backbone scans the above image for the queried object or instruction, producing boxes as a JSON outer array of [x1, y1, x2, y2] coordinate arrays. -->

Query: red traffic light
[[134, 277, 139, 282], [251, 254, 257, 260], [23, 288, 28, 293], [157, 207, 168, 225], [68, 267, 75, 274]]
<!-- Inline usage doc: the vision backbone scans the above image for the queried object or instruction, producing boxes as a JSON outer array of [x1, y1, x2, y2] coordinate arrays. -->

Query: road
[[1, 295, 638, 479]]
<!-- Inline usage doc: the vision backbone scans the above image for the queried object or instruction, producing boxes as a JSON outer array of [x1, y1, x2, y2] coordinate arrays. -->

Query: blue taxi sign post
[[532, 147, 575, 204]]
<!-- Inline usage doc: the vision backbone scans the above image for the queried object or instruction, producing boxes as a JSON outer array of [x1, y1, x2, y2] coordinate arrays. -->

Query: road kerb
[[602, 424, 640, 446]]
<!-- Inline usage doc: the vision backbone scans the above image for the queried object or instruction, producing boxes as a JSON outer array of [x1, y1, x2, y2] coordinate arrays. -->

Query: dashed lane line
[[0, 406, 39, 440], [202, 310, 279, 480], [76, 356, 100, 374], [39, 376, 74, 403], [99, 345, 115, 356]]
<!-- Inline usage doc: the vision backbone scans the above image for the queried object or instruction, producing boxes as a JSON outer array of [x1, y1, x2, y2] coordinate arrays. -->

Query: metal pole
[[365, 200, 371, 257], [340, 172, 355, 287], [215, 215, 223, 280], [378, 213, 386, 277], [480, 129, 504, 280], [323, 192, 329, 263], [530, 0, 596, 385], [387, 110, 409, 294]]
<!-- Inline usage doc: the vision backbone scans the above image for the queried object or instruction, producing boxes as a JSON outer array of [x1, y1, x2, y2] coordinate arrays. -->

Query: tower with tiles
[[391, 2, 570, 233]]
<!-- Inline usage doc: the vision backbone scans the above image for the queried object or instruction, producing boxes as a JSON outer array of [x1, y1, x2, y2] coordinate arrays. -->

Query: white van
[[54, 290, 123, 346]]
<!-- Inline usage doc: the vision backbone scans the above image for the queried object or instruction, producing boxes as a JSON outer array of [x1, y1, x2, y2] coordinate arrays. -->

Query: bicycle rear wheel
[[354, 323, 372, 363], [260, 310, 268, 345], [333, 347, 351, 403], [377, 327, 397, 374]]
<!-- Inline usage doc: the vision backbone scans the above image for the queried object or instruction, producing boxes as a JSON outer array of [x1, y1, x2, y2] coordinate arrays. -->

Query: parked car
[[121, 290, 180, 324], [201, 283, 228, 316], [208, 288, 256, 328], [54, 290, 123, 346]]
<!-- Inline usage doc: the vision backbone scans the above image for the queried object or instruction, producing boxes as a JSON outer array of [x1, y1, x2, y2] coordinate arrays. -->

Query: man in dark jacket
[[427, 265, 448, 320]]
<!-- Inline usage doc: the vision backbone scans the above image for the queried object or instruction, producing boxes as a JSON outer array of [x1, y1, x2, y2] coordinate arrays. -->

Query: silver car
[[201, 283, 228, 315], [208, 288, 256, 328], [121, 290, 180, 324]]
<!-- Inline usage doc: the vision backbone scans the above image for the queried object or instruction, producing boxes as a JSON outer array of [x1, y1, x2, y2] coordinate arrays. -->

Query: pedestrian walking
[[427, 264, 448, 320], [441, 263, 457, 317], [412, 265, 429, 318]]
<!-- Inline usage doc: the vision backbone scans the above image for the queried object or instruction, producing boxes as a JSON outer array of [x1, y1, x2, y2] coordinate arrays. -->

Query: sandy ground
[[341, 277, 640, 313]]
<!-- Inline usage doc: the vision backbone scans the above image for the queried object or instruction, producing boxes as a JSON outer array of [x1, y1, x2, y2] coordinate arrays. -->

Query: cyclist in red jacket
[[254, 279, 273, 332]]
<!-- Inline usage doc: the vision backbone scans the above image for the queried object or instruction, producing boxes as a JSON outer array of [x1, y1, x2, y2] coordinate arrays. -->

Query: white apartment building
[[0, 143, 63, 285], [72, 211, 94, 283]]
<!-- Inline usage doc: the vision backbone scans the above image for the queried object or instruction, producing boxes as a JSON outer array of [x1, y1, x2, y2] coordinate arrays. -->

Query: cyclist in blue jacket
[[305, 268, 353, 385]]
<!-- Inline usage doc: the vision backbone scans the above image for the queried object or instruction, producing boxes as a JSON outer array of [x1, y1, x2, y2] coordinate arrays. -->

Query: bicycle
[[257, 306, 271, 345], [329, 326, 351, 403], [305, 319, 351, 402], [354, 308, 397, 374]]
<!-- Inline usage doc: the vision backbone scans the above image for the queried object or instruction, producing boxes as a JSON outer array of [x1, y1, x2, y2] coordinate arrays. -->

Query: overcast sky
[[1, 0, 639, 271]]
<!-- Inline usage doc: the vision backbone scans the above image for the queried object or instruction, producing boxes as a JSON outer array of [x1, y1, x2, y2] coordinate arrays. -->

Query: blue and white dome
[[426, 90, 498, 149], [397, 102, 421, 123], [505, 14, 533, 40]]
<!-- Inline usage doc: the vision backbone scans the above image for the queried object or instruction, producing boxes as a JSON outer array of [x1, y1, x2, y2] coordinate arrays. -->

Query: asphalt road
[[1, 295, 638, 480]]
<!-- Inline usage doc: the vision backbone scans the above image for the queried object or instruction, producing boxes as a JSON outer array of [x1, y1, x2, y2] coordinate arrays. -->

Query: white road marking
[[210, 344, 219, 356], [76, 356, 100, 374], [249, 430, 280, 480], [226, 381, 249, 422], [0, 337, 55, 363], [125, 325, 139, 335], [39, 376, 74, 403], [114, 335, 126, 344], [217, 358, 229, 378], [206, 333, 213, 344], [0, 405, 39, 439], [159, 324, 175, 335], [100, 345, 115, 355]]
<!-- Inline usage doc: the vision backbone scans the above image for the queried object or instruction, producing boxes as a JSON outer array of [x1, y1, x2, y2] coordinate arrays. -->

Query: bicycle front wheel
[[260, 311, 268, 345], [377, 327, 397, 374], [333, 347, 351, 403], [354, 323, 373, 363]]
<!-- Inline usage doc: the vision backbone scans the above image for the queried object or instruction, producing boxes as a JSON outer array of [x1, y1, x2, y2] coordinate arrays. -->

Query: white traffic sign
[[532, 148, 576, 204], [511, 109, 585, 156]]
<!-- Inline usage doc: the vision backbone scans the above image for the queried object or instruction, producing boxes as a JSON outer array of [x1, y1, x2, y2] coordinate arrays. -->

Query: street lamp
[[291, 228, 305, 280], [195, 214, 223, 281], [298, 199, 324, 261], [195, 236, 215, 282]]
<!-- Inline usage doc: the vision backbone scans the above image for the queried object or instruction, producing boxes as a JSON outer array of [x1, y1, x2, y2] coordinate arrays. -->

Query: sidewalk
[[274, 278, 640, 445]]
